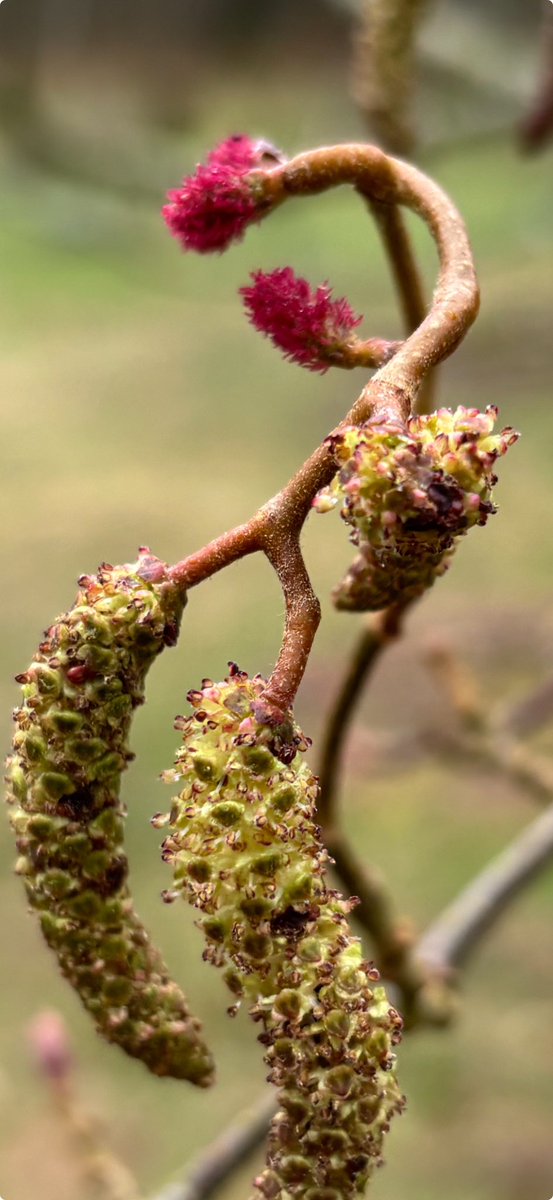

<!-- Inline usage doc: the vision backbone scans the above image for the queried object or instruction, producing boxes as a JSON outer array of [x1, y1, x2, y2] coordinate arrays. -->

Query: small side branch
[[258, 535, 321, 721], [418, 801, 553, 971]]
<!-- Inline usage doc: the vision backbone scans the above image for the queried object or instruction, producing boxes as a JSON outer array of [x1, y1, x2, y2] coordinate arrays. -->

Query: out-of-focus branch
[[519, 3, 553, 153], [425, 645, 553, 806], [500, 674, 553, 740], [365, 197, 436, 413], [318, 605, 406, 828], [28, 1011, 141, 1200], [150, 1094, 276, 1200], [418, 800, 553, 971], [352, 0, 432, 156], [316, 602, 451, 1024]]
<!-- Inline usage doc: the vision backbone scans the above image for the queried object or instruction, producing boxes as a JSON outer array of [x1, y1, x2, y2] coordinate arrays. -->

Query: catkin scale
[[161, 666, 404, 1200], [5, 549, 213, 1085]]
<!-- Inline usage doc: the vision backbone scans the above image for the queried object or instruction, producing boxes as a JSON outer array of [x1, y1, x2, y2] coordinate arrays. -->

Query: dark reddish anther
[[66, 665, 97, 686], [270, 907, 313, 941], [136, 548, 168, 584]]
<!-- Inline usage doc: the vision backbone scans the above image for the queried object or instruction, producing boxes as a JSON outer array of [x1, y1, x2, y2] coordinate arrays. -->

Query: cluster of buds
[[315, 406, 518, 611], [159, 665, 404, 1200], [5, 549, 213, 1085]]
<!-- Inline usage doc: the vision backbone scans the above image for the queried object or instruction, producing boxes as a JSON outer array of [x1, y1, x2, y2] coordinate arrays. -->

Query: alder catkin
[[160, 665, 404, 1200], [5, 549, 214, 1085], [315, 406, 518, 612]]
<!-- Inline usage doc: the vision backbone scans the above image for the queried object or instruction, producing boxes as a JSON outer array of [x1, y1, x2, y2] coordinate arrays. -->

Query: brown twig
[[169, 142, 478, 716], [418, 801, 553, 971], [424, 644, 553, 805]]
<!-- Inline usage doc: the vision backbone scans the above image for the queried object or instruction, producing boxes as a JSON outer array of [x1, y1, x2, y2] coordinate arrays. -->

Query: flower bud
[[163, 135, 277, 254], [240, 267, 362, 373]]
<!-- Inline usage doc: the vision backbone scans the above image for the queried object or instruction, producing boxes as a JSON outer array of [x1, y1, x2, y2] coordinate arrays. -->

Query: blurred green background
[[1, 3, 552, 1199]]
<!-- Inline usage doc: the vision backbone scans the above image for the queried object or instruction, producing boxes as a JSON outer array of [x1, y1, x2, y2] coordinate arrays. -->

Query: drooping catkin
[[315, 406, 518, 612], [5, 549, 213, 1085], [160, 665, 404, 1200]]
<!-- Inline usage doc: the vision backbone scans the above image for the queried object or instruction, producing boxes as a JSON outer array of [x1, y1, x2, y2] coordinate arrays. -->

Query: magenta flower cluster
[[240, 267, 363, 372], [163, 135, 264, 254]]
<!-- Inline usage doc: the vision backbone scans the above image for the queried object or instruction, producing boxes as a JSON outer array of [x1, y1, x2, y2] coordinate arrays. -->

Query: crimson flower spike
[[240, 267, 363, 373], [163, 135, 283, 254]]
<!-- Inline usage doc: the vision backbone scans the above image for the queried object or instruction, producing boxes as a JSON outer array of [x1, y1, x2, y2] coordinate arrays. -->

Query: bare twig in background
[[425, 645, 553, 807], [28, 1011, 141, 1200], [317, 602, 435, 1021], [500, 673, 553, 740], [364, 197, 436, 413], [352, 0, 432, 156], [519, 2, 553, 152], [150, 1094, 276, 1200], [418, 800, 553, 971]]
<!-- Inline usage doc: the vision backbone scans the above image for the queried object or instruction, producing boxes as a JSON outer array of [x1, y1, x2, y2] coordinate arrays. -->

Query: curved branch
[[169, 142, 478, 712], [263, 144, 479, 397], [256, 535, 321, 721]]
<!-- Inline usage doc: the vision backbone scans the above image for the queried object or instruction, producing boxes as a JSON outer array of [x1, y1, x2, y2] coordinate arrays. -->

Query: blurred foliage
[[1, 10, 553, 1200]]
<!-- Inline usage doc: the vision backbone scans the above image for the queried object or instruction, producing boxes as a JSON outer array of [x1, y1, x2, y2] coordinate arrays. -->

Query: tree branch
[[315, 602, 440, 1023], [352, 0, 432, 156], [365, 197, 436, 414], [418, 801, 553, 971], [149, 1094, 276, 1200]]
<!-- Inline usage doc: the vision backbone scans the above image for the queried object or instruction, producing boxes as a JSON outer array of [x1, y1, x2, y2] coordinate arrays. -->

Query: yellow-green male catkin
[[5, 549, 213, 1085], [315, 405, 518, 611], [160, 665, 404, 1200]]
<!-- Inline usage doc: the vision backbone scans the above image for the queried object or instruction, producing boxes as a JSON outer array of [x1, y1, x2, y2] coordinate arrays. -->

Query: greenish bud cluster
[[315, 405, 518, 611], [161, 665, 404, 1200], [5, 548, 213, 1085]]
